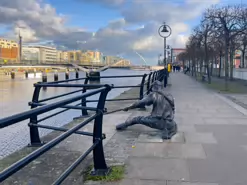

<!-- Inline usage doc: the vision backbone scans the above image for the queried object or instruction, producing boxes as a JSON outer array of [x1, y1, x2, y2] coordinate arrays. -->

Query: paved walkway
[[101, 73, 247, 185]]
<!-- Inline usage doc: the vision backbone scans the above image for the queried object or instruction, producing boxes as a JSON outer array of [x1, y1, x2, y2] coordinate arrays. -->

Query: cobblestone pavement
[[92, 73, 247, 185]]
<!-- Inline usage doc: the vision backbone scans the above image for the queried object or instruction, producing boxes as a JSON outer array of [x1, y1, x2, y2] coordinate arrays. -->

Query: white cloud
[[0, 0, 221, 65], [77, 0, 126, 7]]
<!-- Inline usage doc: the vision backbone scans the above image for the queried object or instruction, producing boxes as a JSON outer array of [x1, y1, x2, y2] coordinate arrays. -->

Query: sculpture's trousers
[[117, 116, 177, 139]]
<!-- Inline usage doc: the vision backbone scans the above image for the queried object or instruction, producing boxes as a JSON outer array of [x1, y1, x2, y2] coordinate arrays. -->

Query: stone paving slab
[[131, 143, 206, 159], [195, 125, 247, 145], [137, 131, 164, 143], [166, 132, 186, 143], [118, 179, 167, 185], [184, 133, 217, 144], [178, 125, 196, 133], [167, 182, 219, 185], [126, 157, 190, 181]]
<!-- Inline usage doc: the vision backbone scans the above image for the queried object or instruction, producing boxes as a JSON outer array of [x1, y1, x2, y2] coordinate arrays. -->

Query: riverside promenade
[[1, 72, 247, 184], [98, 72, 247, 185]]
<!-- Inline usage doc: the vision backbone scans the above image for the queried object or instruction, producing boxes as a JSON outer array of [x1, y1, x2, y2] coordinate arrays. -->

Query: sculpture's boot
[[161, 121, 177, 140], [161, 128, 170, 140], [116, 123, 128, 130], [116, 119, 135, 131]]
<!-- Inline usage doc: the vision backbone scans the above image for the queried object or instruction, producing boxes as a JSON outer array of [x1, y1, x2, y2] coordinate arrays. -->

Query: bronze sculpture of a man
[[116, 80, 177, 140]]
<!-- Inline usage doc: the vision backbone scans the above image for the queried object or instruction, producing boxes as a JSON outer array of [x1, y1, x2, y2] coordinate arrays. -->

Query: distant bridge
[[0, 60, 156, 72], [0, 60, 132, 72], [71, 60, 132, 73]]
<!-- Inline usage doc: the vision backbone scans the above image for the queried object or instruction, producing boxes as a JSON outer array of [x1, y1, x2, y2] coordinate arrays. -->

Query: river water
[[0, 69, 147, 159]]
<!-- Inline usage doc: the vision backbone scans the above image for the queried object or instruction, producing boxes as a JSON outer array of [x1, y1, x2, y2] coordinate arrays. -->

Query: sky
[[0, 0, 245, 65]]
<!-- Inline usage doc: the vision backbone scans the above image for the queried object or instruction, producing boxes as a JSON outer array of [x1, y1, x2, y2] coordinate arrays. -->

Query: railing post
[[91, 84, 112, 176], [72, 77, 89, 120], [164, 68, 168, 88], [138, 74, 147, 110], [139, 74, 147, 100], [28, 83, 43, 146], [157, 70, 162, 81], [147, 72, 152, 95], [81, 77, 89, 116]]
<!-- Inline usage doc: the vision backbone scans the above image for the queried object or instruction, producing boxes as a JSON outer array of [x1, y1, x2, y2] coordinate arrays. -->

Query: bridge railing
[[0, 83, 112, 184]]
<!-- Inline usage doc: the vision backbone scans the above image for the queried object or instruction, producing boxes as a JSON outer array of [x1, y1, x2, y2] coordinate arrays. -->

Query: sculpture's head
[[152, 80, 163, 92]]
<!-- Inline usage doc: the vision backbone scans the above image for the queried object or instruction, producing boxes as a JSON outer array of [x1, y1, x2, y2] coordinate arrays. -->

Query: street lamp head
[[161, 25, 169, 33]]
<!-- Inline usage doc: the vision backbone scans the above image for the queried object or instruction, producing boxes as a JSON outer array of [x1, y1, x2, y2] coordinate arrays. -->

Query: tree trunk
[[218, 51, 222, 78], [242, 51, 245, 68], [224, 39, 229, 90], [196, 60, 199, 74], [200, 60, 203, 76], [205, 42, 211, 84], [229, 50, 234, 80], [214, 56, 217, 76], [190, 60, 192, 76], [193, 60, 197, 80], [210, 60, 213, 76]]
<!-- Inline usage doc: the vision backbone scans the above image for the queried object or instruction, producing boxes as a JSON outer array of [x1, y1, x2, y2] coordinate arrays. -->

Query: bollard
[[75, 70, 79, 78], [34, 68, 36, 77], [11, 71, 15, 79], [42, 71, 47, 91], [65, 71, 69, 80], [42, 71, 47, 82], [54, 73, 58, 81], [25, 71, 28, 78]]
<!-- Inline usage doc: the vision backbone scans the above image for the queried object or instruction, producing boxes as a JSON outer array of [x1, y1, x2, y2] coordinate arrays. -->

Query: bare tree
[[205, 5, 247, 88], [210, 32, 225, 77], [239, 31, 247, 67], [195, 17, 214, 83], [182, 4, 247, 87], [177, 52, 187, 70]]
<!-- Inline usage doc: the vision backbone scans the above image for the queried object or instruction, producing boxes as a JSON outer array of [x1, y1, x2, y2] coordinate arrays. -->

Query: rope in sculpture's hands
[[103, 104, 135, 115]]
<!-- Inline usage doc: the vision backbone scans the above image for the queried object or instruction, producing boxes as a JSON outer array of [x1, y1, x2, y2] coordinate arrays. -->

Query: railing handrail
[[0, 84, 112, 184], [0, 113, 100, 182], [0, 86, 109, 129]]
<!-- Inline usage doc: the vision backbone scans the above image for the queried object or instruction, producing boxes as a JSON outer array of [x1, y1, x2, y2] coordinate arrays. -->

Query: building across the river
[[0, 38, 19, 62], [22, 47, 40, 61]]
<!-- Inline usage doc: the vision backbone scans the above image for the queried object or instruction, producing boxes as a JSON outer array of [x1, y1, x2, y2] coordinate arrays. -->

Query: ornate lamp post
[[158, 22, 172, 68], [158, 22, 172, 87]]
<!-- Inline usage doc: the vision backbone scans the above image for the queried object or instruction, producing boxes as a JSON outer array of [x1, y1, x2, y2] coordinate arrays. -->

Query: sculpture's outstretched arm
[[128, 94, 153, 110]]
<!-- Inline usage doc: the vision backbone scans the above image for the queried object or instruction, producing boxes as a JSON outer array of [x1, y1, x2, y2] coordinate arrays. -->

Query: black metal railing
[[0, 84, 112, 184], [0, 68, 165, 184]]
